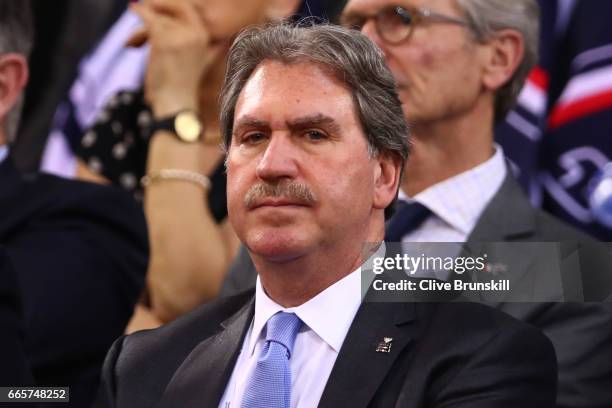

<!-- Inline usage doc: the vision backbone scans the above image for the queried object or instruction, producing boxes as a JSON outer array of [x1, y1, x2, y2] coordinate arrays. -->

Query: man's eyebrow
[[233, 115, 269, 134], [288, 114, 342, 134], [234, 114, 342, 135]]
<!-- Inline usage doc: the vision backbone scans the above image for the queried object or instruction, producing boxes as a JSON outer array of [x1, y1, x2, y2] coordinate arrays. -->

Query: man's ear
[[373, 153, 402, 212], [0, 53, 29, 121], [265, 0, 301, 21], [481, 29, 524, 91]]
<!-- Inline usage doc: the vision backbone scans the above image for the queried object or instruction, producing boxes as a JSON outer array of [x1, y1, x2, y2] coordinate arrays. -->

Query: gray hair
[[456, 0, 540, 123], [0, 0, 34, 143], [220, 22, 410, 218]]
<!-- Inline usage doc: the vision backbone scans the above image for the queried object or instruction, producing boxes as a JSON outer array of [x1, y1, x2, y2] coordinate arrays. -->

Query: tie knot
[[265, 312, 302, 358], [385, 200, 432, 242]]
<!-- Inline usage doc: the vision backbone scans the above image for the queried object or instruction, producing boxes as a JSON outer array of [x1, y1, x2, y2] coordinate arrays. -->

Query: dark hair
[[0, 0, 34, 56], [219, 22, 410, 219]]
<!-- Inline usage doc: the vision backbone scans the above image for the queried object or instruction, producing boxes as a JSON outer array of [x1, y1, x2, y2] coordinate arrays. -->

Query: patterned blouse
[[77, 89, 227, 223]]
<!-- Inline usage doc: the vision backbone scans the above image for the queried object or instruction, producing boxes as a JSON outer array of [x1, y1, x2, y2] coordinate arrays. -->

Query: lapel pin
[[376, 337, 393, 353]]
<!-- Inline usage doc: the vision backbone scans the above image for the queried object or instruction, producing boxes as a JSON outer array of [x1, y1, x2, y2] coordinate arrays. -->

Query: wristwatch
[[151, 110, 203, 143]]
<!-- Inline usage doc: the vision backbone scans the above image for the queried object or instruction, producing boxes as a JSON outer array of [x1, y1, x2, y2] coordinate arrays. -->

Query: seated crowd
[[0, 0, 610, 407]]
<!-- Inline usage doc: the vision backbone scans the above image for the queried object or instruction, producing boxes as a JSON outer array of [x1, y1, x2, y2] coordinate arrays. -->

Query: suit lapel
[[156, 298, 254, 408], [464, 172, 539, 304], [318, 301, 416, 408], [467, 171, 536, 243]]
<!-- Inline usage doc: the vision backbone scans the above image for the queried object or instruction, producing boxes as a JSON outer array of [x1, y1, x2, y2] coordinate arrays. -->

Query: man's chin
[[246, 232, 310, 263]]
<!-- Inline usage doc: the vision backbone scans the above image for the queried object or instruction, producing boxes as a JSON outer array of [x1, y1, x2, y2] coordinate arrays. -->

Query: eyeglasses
[[343, 6, 470, 45]]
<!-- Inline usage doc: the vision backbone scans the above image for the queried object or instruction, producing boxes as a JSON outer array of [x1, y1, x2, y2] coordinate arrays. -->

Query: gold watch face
[[175, 111, 202, 143]]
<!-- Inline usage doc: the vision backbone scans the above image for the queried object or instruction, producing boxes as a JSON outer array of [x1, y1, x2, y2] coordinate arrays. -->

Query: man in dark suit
[[0, 151, 149, 405], [0, 247, 33, 386], [221, 1, 612, 407], [97, 23, 556, 407], [0, 2, 149, 406]]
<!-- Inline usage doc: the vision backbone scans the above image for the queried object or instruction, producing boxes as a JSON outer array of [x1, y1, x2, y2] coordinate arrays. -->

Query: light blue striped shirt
[[398, 145, 507, 243]]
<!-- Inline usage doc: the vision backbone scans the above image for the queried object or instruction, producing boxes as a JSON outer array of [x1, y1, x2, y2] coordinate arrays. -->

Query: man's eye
[[243, 132, 266, 144], [304, 130, 327, 141]]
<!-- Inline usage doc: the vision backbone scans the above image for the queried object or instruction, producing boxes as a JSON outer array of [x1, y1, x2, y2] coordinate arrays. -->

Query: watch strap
[[149, 109, 202, 143]]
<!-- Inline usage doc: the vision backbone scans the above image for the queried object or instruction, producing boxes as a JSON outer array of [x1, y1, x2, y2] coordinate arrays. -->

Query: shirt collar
[[0, 145, 8, 164], [250, 263, 365, 356], [399, 144, 507, 235]]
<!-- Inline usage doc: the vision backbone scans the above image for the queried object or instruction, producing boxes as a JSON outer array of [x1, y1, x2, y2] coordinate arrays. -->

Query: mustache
[[244, 180, 317, 208]]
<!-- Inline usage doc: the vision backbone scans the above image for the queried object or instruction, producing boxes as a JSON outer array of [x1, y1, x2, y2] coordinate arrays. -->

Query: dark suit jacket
[[220, 173, 612, 408], [97, 286, 557, 407], [0, 247, 34, 386], [465, 172, 612, 408], [0, 155, 149, 407]]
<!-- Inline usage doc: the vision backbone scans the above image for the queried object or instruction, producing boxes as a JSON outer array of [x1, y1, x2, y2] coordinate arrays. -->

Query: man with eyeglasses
[[340, 1, 612, 408], [220, 1, 612, 407]]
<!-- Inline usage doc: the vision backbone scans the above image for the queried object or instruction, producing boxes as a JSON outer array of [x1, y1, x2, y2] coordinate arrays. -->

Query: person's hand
[[128, 0, 227, 118]]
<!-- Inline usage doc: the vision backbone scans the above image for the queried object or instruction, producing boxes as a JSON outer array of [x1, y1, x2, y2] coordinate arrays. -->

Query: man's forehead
[[243, 59, 340, 89], [234, 60, 352, 115], [241, 61, 320, 94]]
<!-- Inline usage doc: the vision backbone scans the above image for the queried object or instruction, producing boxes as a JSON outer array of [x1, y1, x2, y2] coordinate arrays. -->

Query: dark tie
[[385, 201, 432, 242]]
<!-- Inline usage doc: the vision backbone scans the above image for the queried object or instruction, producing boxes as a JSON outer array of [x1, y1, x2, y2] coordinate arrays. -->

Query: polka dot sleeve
[[76, 89, 228, 223]]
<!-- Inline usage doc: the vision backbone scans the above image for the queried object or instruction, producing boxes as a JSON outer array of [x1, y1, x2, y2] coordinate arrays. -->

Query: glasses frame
[[372, 5, 470, 45]]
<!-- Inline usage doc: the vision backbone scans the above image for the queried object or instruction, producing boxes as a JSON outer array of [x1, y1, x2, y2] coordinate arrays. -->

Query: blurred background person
[[0, 1, 149, 405], [343, 2, 612, 407], [12, 0, 127, 174]]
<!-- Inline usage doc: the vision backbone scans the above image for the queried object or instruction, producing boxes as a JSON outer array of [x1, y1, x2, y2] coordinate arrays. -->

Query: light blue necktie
[[241, 312, 303, 408]]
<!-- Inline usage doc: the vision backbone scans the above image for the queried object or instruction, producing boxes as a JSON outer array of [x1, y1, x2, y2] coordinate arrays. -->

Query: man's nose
[[255, 134, 299, 181]]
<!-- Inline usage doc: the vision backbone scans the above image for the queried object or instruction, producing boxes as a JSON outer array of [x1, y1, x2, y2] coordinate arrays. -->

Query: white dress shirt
[[219, 267, 364, 408], [398, 145, 507, 243], [0, 145, 8, 164]]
